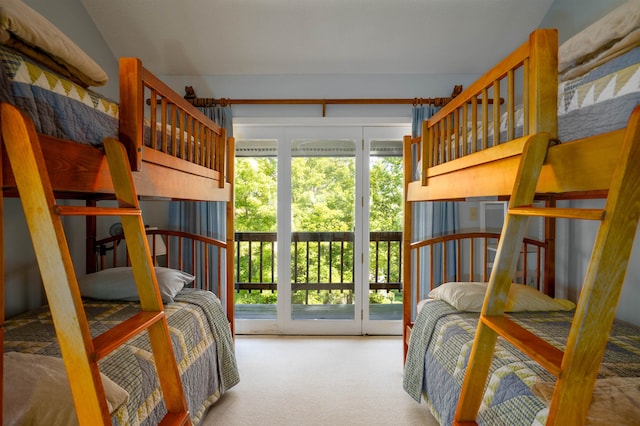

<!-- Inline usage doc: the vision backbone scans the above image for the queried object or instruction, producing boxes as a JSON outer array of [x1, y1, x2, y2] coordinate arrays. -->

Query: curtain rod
[[183, 85, 464, 117]]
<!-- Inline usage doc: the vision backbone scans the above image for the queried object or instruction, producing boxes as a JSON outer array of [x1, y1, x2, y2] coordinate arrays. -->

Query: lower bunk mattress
[[4, 287, 240, 425], [403, 299, 640, 425]]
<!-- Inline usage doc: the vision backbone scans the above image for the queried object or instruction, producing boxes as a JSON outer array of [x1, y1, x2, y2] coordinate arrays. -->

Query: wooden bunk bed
[[3, 224, 239, 425], [402, 3, 640, 424], [0, 2, 237, 425]]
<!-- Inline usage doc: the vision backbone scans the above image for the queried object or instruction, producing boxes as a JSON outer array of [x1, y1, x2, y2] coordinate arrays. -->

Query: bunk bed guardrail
[[120, 58, 230, 188]]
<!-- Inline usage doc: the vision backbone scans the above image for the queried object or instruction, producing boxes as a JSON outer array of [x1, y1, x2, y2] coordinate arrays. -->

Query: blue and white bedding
[[4, 288, 240, 425], [403, 299, 640, 425], [558, 45, 640, 142], [0, 44, 118, 146]]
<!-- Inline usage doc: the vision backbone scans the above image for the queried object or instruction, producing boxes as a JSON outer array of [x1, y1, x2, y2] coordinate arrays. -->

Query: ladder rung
[[54, 205, 141, 216], [508, 206, 605, 220], [159, 411, 191, 426], [481, 315, 564, 377], [93, 311, 165, 360]]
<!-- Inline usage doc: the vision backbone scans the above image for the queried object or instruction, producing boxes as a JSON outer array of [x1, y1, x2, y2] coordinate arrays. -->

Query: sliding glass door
[[283, 127, 362, 334], [362, 127, 405, 335], [234, 123, 409, 335]]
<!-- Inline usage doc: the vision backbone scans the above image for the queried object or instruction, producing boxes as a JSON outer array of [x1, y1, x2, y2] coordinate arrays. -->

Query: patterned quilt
[[558, 46, 640, 142], [0, 44, 118, 146], [403, 299, 640, 426], [4, 288, 239, 425]]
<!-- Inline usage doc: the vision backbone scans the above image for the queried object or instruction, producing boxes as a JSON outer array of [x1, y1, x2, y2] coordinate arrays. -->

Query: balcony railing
[[234, 231, 402, 297]]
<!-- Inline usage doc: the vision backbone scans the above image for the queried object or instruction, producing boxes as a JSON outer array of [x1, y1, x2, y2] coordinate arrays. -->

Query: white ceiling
[[80, 0, 554, 77]]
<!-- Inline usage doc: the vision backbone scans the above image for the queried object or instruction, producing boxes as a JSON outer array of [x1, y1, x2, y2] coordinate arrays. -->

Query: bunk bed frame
[[2, 57, 233, 202], [403, 28, 560, 355], [402, 26, 640, 425], [408, 28, 620, 202], [0, 56, 236, 425]]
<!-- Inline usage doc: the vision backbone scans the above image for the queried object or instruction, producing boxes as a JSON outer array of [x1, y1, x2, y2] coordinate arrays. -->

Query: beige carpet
[[201, 335, 438, 426]]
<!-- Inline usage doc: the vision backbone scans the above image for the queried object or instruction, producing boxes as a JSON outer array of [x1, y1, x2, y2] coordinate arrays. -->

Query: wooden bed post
[[544, 197, 556, 297], [420, 120, 430, 186], [528, 29, 557, 301], [119, 58, 144, 171], [529, 29, 558, 139], [85, 200, 97, 274]]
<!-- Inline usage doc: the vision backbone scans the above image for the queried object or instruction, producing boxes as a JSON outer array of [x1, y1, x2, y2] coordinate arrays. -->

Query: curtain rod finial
[[184, 86, 196, 101]]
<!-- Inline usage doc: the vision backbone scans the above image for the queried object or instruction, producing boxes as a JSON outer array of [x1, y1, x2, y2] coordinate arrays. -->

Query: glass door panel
[[283, 127, 362, 334], [233, 127, 282, 334], [290, 138, 356, 320], [362, 126, 409, 335], [368, 140, 403, 320]]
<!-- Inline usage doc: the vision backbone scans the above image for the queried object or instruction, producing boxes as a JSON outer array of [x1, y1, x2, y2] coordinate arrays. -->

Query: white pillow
[[428, 282, 575, 312], [0, 0, 108, 86], [558, 0, 640, 73], [78, 266, 195, 304], [3, 352, 129, 425]]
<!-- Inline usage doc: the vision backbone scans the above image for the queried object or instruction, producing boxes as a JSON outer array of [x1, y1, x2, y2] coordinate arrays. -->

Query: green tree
[[235, 157, 277, 232], [291, 157, 355, 232], [369, 156, 403, 231], [234, 152, 403, 305]]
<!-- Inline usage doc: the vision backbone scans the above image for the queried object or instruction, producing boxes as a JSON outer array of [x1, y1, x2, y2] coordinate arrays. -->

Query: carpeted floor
[[201, 335, 438, 426]]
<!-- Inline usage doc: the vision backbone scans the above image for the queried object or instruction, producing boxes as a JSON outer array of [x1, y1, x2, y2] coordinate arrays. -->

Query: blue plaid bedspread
[[403, 299, 640, 425], [5, 288, 239, 425]]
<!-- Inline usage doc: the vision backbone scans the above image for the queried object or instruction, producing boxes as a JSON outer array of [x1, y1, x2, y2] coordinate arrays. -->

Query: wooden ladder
[[1, 103, 191, 425], [454, 120, 640, 425]]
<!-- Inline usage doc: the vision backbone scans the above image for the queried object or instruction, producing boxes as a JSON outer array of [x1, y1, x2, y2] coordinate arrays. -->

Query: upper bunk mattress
[[558, 45, 640, 142], [0, 45, 118, 147]]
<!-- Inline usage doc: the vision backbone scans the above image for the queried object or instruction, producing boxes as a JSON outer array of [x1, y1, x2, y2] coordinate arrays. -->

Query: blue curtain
[[169, 105, 233, 296], [411, 105, 459, 296], [199, 105, 233, 139], [412, 106, 433, 139]]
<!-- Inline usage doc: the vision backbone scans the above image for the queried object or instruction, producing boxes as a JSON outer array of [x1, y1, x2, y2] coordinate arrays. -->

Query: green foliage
[[235, 158, 277, 232], [236, 290, 277, 304], [236, 289, 402, 305], [234, 152, 403, 306], [236, 241, 276, 283], [369, 290, 402, 304], [291, 157, 355, 232], [369, 157, 403, 231], [291, 290, 353, 305]]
